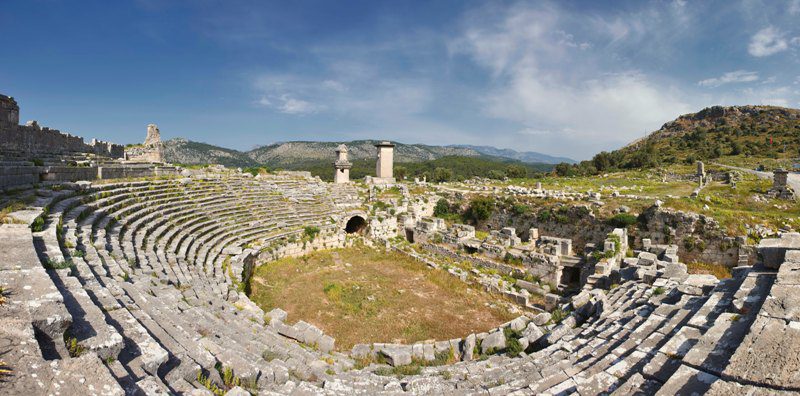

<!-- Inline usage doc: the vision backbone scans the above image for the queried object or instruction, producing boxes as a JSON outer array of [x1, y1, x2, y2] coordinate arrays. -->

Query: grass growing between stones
[[249, 245, 516, 350], [686, 261, 732, 279]]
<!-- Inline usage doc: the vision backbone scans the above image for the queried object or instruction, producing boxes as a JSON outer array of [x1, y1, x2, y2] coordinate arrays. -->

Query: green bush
[[465, 197, 495, 223], [433, 199, 451, 217], [607, 213, 637, 228], [303, 226, 320, 241]]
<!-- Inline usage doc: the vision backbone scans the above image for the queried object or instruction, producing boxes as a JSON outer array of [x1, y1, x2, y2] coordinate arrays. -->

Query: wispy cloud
[[748, 26, 789, 57], [698, 70, 759, 87], [452, 2, 692, 151]]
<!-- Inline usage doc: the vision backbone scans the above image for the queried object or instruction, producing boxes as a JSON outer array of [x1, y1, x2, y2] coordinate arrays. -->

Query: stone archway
[[345, 215, 368, 234]]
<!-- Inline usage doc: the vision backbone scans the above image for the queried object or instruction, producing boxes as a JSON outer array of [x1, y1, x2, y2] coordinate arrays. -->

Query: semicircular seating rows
[[1, 173, 798, 395]]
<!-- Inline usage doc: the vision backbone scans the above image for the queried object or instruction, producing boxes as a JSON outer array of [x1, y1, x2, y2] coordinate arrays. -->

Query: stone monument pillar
[[774, 168, 788, 190], [333, 144, 352, 184], [696, 161, 705, 178], [373, 141, 396, 184], [768, 168, 795, 200]]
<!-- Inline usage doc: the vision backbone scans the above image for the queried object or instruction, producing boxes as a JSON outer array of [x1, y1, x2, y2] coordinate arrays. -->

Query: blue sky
[[2, 0, 800, 160]]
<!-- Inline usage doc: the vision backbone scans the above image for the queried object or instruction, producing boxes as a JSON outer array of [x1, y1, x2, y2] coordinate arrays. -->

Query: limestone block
[[379, 345, 412, 367], [522, 322, 544, 345], [532, 312, 551, 326], [637, 252, 658, 266], [481, 331, 506, 354], [508, 316, 528, 332], [463, 334, 475, 361]]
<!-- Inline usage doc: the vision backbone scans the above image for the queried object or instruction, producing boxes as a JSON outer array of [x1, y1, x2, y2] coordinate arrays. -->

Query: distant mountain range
[[162, 138, 574, 168], [448, 145, 576, 164]]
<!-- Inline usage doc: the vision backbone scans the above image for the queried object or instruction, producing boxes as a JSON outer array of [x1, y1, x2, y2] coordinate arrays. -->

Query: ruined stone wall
[[256, 229, 347, 263], [369, 215, 398, 240], [0, 122, 124, 158], [0, 94, 20, 125], [97, 165, 178, 180], [489, 203, 753, 267], [488, 205, 614, 253], [420, 243, 560, 285], [636, 206, 752, 266]]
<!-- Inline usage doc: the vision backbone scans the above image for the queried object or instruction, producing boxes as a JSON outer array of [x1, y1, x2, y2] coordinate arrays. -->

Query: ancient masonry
[[769, 168, 795, 199], [369, 140, 396, 184], [0, 95, 178, 190], [125, 124, 164, 163], [333, 144, 352, 184], [2, 93, 800, 395]]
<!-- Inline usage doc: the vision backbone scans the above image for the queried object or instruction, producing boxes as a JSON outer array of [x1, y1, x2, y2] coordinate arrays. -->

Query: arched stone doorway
[[345, 215, 368, 234]]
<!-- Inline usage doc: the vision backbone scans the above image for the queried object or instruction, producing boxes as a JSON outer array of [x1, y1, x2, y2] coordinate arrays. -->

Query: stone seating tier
[[2, 174, 797, 395]]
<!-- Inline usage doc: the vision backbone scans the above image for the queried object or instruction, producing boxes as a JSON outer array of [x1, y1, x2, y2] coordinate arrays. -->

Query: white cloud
[[698, 70, 760, 87], [453, 3, 692, 152], [748, 26, 789, 57], [277, 95, 317, 114], [252, 65, 433, 120]]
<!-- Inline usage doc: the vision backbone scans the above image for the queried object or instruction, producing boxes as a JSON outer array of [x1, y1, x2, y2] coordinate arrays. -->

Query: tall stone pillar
[[696, 161, 705, 178], [333, 144, 352, 184], [374, 141, 395, 183]]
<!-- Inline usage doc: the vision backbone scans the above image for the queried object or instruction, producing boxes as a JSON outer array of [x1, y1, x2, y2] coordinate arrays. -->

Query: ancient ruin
[[368, 141, 396, 184], [2, 92, 800, 395], [768, 168, 795, 200], [126, 124, 164, 163], [333, 144, 352, 184]]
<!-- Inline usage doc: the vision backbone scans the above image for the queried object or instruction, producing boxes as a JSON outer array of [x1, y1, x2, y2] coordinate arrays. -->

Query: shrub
[[550, 308, 569, 325], [503, 327, 524, 357], [303, 226, 320, 241], [433, 199, 451, 218], [511, 204, 530, 216], [45, 259, 74, 270], [607, 213, 637, 228]]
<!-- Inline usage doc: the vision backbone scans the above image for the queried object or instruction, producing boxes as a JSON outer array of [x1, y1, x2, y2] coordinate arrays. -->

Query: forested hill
[[555, 105, 800, 175]]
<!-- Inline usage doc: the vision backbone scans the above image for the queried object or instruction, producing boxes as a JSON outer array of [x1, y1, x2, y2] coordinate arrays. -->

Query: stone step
[[57, 273, 124, 360]]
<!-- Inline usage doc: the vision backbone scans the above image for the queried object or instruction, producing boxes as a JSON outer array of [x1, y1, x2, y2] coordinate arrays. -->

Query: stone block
[[481, 330, 506, 354]]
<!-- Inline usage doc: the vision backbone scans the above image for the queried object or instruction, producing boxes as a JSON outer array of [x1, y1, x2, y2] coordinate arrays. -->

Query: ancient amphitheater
[[1, 93, 799, 396]]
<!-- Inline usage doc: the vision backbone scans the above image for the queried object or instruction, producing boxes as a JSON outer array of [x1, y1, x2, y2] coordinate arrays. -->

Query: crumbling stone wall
[[0, 122, 123, 157], [420, 243, 561, 286], [0, 94, 20, 125], [489, 205, 614, 253], [0, 95, 123, 158], [636, 206, 749, 266], [488, 202, 752, 267]]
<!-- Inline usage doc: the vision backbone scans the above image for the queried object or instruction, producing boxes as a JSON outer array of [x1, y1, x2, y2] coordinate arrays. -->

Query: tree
[[465, 197, 495, 223], [432, 167, 453, 183], [433, 198, 451, 218], [394, 166, 407, 180], [554, 163, 573, 176], [505, 165, 527, 179], [487, 170, 506, 180]]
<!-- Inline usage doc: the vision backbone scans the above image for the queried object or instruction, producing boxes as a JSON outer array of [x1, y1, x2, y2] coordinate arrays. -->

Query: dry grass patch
[[249, 245, 516, 350], [686, 261, 732, 279]]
